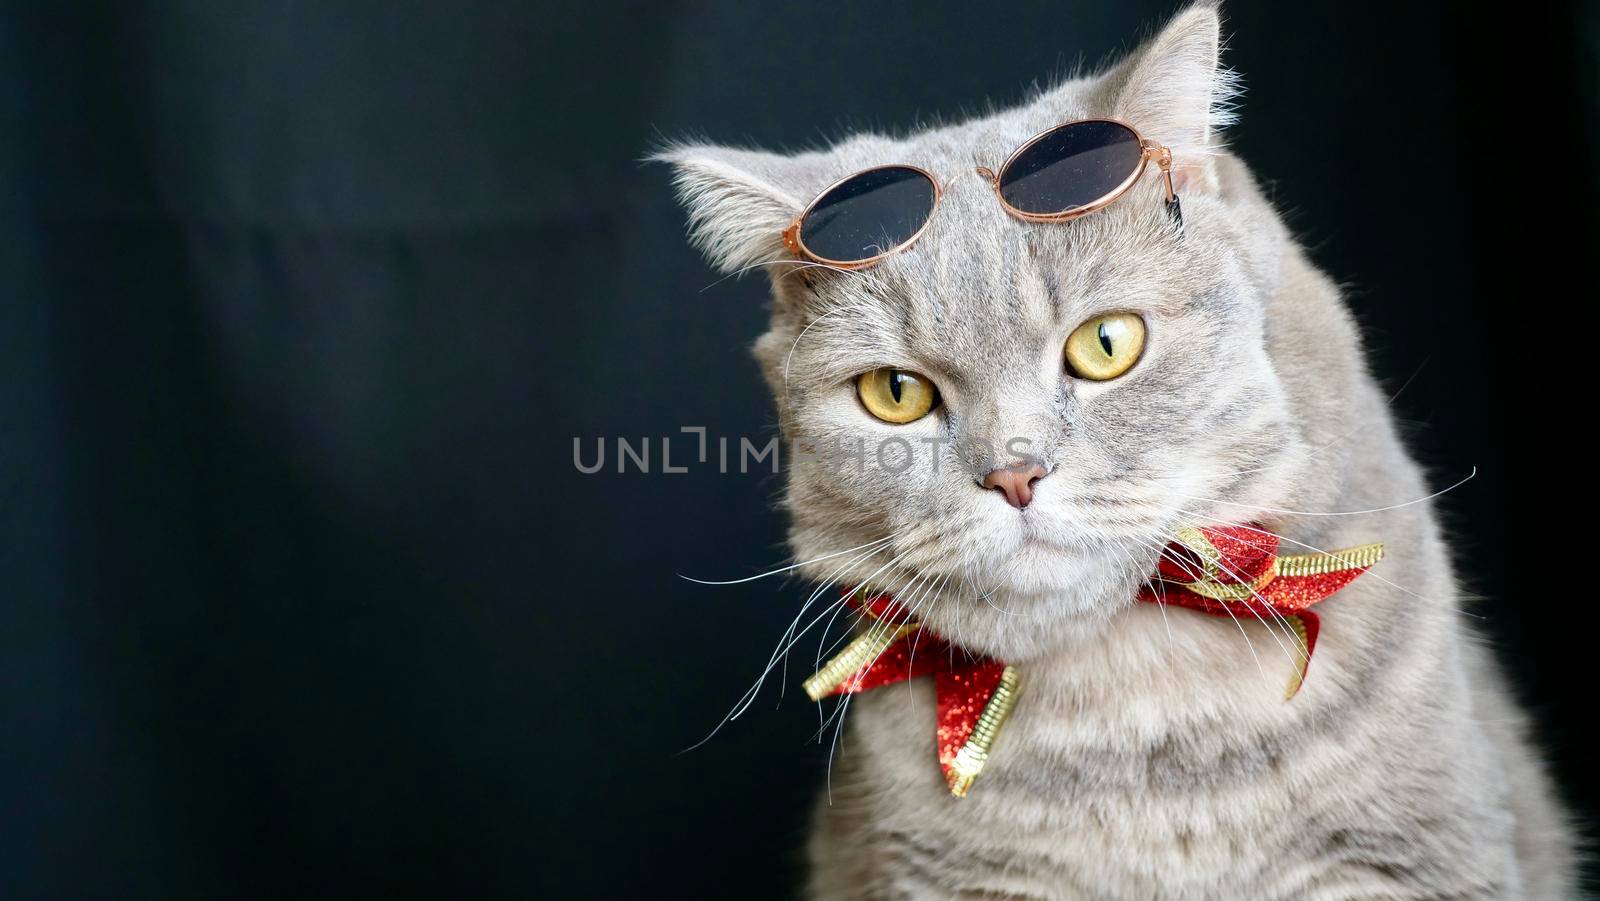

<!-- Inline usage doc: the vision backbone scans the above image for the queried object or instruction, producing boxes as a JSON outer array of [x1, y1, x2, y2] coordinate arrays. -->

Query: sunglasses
[[780, 119, 1180, 270]]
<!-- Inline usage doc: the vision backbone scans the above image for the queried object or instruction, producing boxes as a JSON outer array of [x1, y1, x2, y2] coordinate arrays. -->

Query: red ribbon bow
[[1135, 525, 1384, 699], [801, 593, 1018, 797], [803, 524, 1383, 797]]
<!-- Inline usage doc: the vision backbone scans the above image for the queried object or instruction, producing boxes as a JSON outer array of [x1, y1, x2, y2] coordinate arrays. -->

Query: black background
[[2, 2, 1595, 898]]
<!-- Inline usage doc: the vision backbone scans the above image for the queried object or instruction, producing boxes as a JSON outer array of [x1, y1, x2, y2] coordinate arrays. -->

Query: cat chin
[[904, 544, 1146, 660], [918, 588, 1128, 662], [958, 528, 1151, 592]]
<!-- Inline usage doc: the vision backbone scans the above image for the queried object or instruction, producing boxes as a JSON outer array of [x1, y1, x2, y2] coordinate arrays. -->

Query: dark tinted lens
[[798, 166, 937, 263], [998, 121, 1144, 216]]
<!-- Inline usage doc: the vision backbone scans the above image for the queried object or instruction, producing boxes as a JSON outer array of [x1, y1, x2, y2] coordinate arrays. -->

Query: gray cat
[[661, 5, 1576, 898]]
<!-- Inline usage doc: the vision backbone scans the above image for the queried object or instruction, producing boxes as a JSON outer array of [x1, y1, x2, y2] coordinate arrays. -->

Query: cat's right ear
[[653, 144, 806, 275], [1101, 3, 1237, 196]]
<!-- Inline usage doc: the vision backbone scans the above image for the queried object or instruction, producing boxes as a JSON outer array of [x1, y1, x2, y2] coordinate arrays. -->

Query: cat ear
[[654, 144, 807, 274], [1105, 3, 1238, 194]]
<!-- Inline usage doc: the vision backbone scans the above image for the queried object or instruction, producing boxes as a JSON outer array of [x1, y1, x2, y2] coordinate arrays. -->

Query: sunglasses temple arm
[[1151, 144, 1183, 230]]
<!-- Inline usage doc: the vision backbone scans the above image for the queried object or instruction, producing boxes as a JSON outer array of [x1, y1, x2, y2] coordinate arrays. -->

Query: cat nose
[[981, 459, 1048, 509]]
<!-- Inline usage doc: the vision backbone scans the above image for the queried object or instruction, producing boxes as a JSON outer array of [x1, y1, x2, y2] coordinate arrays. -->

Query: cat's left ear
[[1105, 3, 1238, 195], [654, 144, 806, 275]]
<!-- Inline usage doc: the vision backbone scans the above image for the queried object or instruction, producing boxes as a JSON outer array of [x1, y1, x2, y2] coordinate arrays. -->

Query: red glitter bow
[[801, 593, 1018, 797], [802, 524, 1382, 797], [1135, 525, 1384, 699]]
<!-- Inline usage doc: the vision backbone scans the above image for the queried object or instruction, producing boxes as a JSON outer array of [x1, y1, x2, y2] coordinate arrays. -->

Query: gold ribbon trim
[[802, 622, 920, 702], [1282, 615, 1310, 700], [946, 665, 1021, 798], [1275, 542, 1385, 577]]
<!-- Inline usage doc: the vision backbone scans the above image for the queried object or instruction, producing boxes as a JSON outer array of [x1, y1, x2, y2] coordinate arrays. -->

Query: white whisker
[[1165, 467, 1476, 518], [677, 533, 894, 585], [680, 531, 908, 754]]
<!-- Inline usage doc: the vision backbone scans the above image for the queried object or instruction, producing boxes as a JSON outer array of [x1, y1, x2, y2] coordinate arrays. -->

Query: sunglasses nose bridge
[[974, 165, 998, 184]]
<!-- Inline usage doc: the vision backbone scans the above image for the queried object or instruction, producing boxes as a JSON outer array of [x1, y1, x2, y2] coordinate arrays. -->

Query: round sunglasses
[[780, 119, 1180, 270]]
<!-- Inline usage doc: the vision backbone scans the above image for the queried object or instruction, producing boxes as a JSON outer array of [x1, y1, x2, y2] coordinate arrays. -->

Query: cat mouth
[[1012, 517, 1101, 554], [1019, 531, 1069, 551]]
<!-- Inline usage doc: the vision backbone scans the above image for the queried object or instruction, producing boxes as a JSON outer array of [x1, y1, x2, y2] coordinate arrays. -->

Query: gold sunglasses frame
[[781, 118, 1176, 270]]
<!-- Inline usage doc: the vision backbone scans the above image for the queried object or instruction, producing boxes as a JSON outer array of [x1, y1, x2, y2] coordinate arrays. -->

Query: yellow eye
[[856, 368, 939, 423], [1064, 312, 1146, 381]]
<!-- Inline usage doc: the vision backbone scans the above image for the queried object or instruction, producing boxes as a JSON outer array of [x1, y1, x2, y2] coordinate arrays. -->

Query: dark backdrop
[[2, 2, 1595, 898]]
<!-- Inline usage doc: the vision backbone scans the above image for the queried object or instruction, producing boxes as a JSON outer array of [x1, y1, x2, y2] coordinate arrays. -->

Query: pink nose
[[982, 462, 1047, 509]]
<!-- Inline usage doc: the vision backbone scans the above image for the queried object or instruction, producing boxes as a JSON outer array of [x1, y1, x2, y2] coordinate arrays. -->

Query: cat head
[[662, 5, 1354, 661]]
